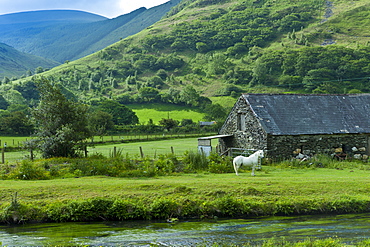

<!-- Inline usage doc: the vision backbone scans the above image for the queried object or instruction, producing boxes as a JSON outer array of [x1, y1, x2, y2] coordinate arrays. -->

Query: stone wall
[[267, 134, 369, 160], [219, 96, 268, 152]]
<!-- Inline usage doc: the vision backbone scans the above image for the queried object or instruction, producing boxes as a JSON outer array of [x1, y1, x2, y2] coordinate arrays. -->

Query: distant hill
[[0, 1, 181, 63], [0, 42, 59, 78], [0, 10, 108, 24]]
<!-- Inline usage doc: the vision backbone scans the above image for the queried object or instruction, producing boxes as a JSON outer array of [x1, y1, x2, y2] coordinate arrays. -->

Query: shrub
[[47, 198, 114, 222], [108, 199, 147, 220], [214, 196, 244, 217], [0, 193, 46, 224], [208, 152, 233, 173], [153, 154, 176, 175], [183, 150, 209, 172], [149, 199, 179, 219], [8, 160, 50, 180]]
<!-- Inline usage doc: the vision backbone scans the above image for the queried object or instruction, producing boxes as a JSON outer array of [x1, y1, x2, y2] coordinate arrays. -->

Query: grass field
[[1, 137, 217, 162], [1, 167, 370, 213], [0, 136, 31, 147], [127, 103, 205, 124], [88, 137, 205, 157]]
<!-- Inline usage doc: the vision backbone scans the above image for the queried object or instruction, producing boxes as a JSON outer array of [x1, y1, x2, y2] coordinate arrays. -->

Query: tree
[[3, 89, 27, 105], [88, 111, 114, 137], [159, 118, 179, 131], [35, 66, 44, 74], [204, 103, 227, 122], [0, 111, 33, 135], [179, 85, 200, 106], [0, 95, 9, 110], [30, 78, 92, 158], [97, 100, 139, 125], [139, 87, 160, 102], [145, 76, 164, 89]]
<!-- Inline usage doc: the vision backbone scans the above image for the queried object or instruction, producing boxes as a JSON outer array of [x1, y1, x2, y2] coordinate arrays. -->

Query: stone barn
[[218, 93, 370, 160]]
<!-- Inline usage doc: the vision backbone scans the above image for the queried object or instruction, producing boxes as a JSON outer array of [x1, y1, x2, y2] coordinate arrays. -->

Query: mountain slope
[[10, 0, 370, 110], [78, 1, 182, 60], [0, 43, 60, 78], [0, 1, 181, 63]]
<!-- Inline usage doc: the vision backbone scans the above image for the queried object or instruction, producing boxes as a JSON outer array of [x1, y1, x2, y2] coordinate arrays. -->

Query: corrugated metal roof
[[198, 134, 233, 140], [243, 94, 370, 135]]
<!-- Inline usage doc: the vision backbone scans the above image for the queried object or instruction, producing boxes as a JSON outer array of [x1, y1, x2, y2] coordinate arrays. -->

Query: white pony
[[233, 150, 264, 176]]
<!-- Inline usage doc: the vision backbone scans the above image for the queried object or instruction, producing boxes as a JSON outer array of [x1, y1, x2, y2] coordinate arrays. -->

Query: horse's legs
[[233, 161, 239, 176], [251, 165, 255, 176]]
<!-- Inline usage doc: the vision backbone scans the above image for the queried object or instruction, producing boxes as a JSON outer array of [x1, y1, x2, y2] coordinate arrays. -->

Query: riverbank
[[1, 166, 370, 224]]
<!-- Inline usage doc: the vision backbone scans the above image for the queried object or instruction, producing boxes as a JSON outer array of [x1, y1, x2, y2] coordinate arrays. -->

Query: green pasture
[[88, 137, 205, 158], [1, 167, 370, 213], [209, 96, 236, 110], [127, 103, 205, 124], [0, 136, 30, 147], [1, 137, 218, 163]]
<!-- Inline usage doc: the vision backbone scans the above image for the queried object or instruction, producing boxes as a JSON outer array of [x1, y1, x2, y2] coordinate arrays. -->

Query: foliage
[[183, 150, 209, 172], [0, 95, 9, 110], [29, 78, 92, 158], [249, 45, 370, 93], [7, 160, 50, 180], [0, 110, 34, 135], [96, 100, 139, 125], [87, 110, 115, 137], [159, 118, 179, 131], [208, 152, 234, 173]]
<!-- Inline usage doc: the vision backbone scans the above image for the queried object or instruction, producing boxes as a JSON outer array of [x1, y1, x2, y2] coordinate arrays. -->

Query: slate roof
[[242, 94, 370, 135]]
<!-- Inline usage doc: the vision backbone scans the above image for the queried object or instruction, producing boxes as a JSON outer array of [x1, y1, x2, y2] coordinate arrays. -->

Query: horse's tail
[[233, 157, 239, 175]]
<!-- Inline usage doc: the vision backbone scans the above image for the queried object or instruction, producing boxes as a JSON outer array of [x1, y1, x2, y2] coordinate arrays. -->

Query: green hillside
[[0, 43, 60, 78], [3, 0, 370, 123]]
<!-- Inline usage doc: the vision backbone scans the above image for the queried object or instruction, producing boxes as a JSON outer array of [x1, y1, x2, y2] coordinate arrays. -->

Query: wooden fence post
[[171, 146, 174, 154], [1, 147, 4, 164], [113, 146, 117, 157], [30, 148, 34, 161], [139, 146, 144, 158]]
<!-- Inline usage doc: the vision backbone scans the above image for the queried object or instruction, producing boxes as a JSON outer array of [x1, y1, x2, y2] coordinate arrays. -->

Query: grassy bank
[[1, 164, 370, 224]]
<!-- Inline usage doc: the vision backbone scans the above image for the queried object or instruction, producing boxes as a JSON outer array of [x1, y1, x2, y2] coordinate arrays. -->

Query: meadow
[[0, 136, 216, 163], [127, 103, 206, 124], [1, 165, 370, 223]]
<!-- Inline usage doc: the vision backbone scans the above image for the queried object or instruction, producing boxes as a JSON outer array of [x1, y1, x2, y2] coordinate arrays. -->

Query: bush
[[153, 154, 176, 175], [149, 198, 179, 219], [0, 193, 46, 223], [208, 152, 233, 173], [108, 199, 147, 220], [8, 160, 50, 180], [183, 150, 209, 172], [47, 198, 114, 222]]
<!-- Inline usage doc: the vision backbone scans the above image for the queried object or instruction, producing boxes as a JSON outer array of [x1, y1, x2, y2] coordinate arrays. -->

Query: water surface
[[1, 214, 370, 246]]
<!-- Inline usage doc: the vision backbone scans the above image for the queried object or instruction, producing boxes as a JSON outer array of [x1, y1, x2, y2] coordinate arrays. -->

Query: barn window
[[237, 113, 246, 131]]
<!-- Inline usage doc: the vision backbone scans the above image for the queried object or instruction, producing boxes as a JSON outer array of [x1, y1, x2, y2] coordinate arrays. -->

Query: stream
[[1, 214, 370, 246]]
